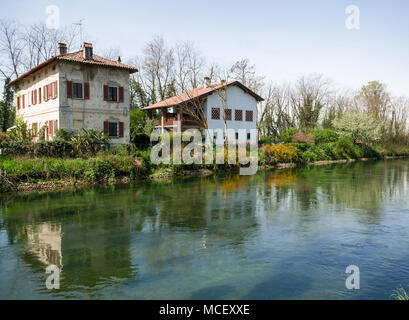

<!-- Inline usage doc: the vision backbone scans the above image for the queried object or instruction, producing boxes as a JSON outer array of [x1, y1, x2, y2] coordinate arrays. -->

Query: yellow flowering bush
[[262, 144, 299, 163]]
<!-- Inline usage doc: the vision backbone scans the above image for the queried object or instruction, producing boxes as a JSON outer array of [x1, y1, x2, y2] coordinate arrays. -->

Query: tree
[[130, 108, 154, 137], [291, 74, 331, 129], [335, 110, 382, 144], [230, 58, 264, 93], [0, 78, 14, 132], [129, 77, 150, 109], [358, 81, 390, 120]]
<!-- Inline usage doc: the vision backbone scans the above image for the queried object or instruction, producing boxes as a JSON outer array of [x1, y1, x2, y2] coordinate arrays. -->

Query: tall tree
[[0, 78, 14, 132]]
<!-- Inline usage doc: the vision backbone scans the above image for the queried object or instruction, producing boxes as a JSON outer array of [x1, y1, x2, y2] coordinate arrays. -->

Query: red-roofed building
[[142, 79, 263, 143], [9, 42, 138, 144]]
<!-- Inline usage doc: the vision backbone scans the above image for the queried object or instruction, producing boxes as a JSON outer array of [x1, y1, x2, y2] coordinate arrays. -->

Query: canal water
[[1, 159, 409, 299]]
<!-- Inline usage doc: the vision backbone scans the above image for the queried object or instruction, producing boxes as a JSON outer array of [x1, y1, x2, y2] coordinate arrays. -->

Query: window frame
[[211, 107, 220, 120], [246, 110, 253, 122], [108, 86, 119, 102], [235, 109, 243, 121], [72, 82, 84, 99], [108, 121, 119, 138]]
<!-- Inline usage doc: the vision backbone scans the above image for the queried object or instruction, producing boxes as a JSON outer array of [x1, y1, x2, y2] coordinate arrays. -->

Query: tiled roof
[[9, 50, 138, 86], [141, 80, 264, 110]]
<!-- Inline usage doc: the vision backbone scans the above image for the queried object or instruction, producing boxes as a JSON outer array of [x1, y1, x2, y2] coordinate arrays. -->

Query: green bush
[[301, 150, 318, 163], [279, 128, 299, 143], [131, 133, 151, 149], [309, 129, 339, 144], [289, 142, 311, 152], [0, 154, 146, 183], [334, 137, 363, 159], [258, 136, 275, 146]]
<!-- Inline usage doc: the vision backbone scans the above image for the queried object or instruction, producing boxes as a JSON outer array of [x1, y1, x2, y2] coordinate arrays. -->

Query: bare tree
[[142, 36, 175, 102], [0, 19, 24, 78], [230, 58, 264, 94], [290, 74, 332, 129]]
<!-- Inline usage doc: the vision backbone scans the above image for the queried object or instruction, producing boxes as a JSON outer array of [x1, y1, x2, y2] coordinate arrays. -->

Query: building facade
[[9, 43, 138, 144]]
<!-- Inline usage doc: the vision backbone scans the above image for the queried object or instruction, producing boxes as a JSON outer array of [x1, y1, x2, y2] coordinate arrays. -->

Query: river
[[1, 159, 409, 299]]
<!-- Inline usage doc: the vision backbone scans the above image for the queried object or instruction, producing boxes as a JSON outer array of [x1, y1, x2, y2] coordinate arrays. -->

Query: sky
[[1, 0, 408, 96]]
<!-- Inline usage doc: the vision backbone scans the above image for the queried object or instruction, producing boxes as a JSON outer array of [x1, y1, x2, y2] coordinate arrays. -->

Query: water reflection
[[0, 159, 409, 299]]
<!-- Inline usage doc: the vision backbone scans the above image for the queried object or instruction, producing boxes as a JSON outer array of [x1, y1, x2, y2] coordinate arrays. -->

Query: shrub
[[0, 132, 11, 143], [334, 137, 363, 159], [258, 136, 275, 146], [262, 144, 299, 163], [300, 150, 318, 163], [309, 128, 339, 144], [131, 133, 151, 149], [279, 128, 299, 143], [54, 129, 75, 141], [289, 142, 311, 152], [291, 131, 315, 144], [71, 129, 109, 157]]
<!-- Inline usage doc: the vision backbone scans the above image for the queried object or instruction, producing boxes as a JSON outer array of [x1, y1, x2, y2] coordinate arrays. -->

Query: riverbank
[[1, 155, 408, 195]]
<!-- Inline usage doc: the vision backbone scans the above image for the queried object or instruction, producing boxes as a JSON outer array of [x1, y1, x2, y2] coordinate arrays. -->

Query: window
[[246, 110, 253, 122], [225, 109, 232, 121], [52, 82, 56, 98], [235, 132, 239, 140], [211, 108, 220, 120], [108, 122, 118, 137], [247, 133, 251, 140], [44, 85, 48, 101], [108, 87, 118, 102], [73, 83, 83, 99], [235, 109, 243, 121]]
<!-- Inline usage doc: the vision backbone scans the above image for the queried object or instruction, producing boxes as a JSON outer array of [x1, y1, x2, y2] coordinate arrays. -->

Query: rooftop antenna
[[73, 19, 85, 49]]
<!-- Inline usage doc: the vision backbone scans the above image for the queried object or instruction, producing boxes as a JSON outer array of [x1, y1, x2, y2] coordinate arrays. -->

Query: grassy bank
[[259, 128, 409, 166], [1, 127, 409, 194]]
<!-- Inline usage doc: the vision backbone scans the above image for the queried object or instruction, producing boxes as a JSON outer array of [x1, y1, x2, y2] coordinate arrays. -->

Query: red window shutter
[[67, 81, 72, 98], [48, 84, 52, 100], [119, 86, 124, 102], [103, 85, 108, 101], [55, 120, 58, 130], [54, 81, 58, 99], [17, 97, 20, 110], [35, 90, 37, 105], [38, 88, 42, 104], [43, 85, 46, 101], [103, 121, 109, 135], [119, 122, 124, 138], [22, 95, 25, 108], [49, 120, 53, 137], [84, 82, 90, 99]]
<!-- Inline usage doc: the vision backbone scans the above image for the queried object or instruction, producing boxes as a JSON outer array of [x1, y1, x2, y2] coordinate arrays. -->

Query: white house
[[9, 42, 138, 144], [141, 79, 264, 144]]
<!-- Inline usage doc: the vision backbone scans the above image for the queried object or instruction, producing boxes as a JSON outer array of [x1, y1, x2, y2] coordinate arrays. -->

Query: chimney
[[58, 43, 67, 55], [204, 77, 211, 87], [221, 79, 227, 84], [116, 56, 121, 63], [83, 42, 93, 60]]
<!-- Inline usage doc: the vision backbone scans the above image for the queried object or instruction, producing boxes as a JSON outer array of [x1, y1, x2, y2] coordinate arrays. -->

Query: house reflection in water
[[26, 222, 63, 269]]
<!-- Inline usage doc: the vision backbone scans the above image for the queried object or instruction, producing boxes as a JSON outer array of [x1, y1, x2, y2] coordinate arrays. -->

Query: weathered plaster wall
[[15, 62, 60, 138], [59, 62, 130, 144]]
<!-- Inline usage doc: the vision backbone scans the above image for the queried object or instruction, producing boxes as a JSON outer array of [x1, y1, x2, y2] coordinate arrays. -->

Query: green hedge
[[0, 154, 146, 183]]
